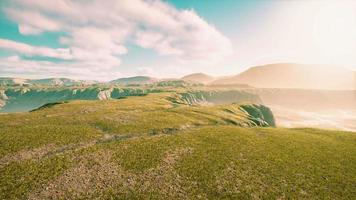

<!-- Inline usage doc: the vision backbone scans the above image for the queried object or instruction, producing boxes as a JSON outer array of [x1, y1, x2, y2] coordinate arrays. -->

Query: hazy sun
[[314, 1, 356, 62]]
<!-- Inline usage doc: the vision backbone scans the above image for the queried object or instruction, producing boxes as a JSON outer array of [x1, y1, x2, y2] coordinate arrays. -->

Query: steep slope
[[181, 73, 215, 84], [173, 90, 262, 105], [110, 76, 158, 85], [213, 63, 355, 90]]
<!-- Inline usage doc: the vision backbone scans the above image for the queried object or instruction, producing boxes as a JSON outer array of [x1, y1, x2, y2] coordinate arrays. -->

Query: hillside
[[110, 76, 158, 85], [181, 73, 215, 84], [0, 93, 355, 199], [213, 63, 355, 90]]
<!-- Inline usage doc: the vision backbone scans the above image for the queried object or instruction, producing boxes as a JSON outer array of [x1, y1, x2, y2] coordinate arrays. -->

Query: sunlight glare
[[314, 1, 356, 61]]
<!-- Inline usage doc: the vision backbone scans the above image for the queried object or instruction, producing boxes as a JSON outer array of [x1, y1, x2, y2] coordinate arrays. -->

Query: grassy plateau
[[0, 91, 355, 199]]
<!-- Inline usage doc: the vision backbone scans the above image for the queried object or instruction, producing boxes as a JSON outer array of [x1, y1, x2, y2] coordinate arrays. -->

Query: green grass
[[0, 92, 355, 199], [0, 93, 259, 157], [0, 155, 70, 199]]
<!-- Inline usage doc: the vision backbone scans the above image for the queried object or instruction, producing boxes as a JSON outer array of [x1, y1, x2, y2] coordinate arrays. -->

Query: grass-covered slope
[[0, 93, 355, 199], [181, 73, 215, 84]]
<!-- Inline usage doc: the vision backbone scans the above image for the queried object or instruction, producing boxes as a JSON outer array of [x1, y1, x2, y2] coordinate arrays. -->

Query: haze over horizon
[[0, 0, 356, 81]]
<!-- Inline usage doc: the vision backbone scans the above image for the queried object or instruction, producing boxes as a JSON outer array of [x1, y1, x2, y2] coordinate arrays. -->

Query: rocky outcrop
[[0, 100, 5, 109], [173, 90, 262, 105], [0, 90, 8, 100], [0, 90, 8, 109], [97, 88, 113, 100], [170, 90, 275, 127], [239, 104, 276, 127]]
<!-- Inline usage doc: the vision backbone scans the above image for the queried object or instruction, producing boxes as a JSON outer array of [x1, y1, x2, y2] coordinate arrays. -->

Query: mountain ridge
[[212, 63, 355, 90], [181, 73, 215, 84], [109, 76, 158, 85], [2, 63, 355, 89], [0, 77, 96, 86]]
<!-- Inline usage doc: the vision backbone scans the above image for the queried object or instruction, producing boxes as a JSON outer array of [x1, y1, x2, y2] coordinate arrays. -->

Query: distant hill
[[0, 77, 95, 86], [110, 76, 158, 85], [181, 73, 215, 84], [28, 78, 82, 86], [0, 77, 28, 85], [212, 63, 355, 90]]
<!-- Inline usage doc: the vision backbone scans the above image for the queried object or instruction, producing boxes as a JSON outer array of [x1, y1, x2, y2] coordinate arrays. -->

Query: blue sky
[[0, 0, 355, 80]]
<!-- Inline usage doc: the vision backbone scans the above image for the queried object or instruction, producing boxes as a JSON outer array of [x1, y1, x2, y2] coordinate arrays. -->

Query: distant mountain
[[212, 63, 355, 90], [28, 78, 81, 86], [181, 73, 215, 84], [110, 76, 158, 85], [0, 77, 96, 86], [0, 77, 28, 85]]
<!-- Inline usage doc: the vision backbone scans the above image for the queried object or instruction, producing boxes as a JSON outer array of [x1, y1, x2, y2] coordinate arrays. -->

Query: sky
[[0, 0, 355, 81]]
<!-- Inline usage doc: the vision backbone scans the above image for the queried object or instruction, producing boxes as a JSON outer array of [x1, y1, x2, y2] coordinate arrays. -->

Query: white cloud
[[0, 39, 73, 60], [1, 0, 232, 79], [5, 8, 62, 35], [0, 56, 122, 81]]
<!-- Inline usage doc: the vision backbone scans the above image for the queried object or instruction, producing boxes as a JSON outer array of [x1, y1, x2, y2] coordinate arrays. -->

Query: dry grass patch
[[0, 144, 57, 168], [29, 150, 121, 199], [29, 147, 194, 200]]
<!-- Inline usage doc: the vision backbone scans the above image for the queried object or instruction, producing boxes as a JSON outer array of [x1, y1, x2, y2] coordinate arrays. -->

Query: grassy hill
[[0, 92, 355, 199], [0, 77, 28, 85], [181, 73, 215, 84], [110, 76, 158, 85], [27, 78, 89, 86]]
